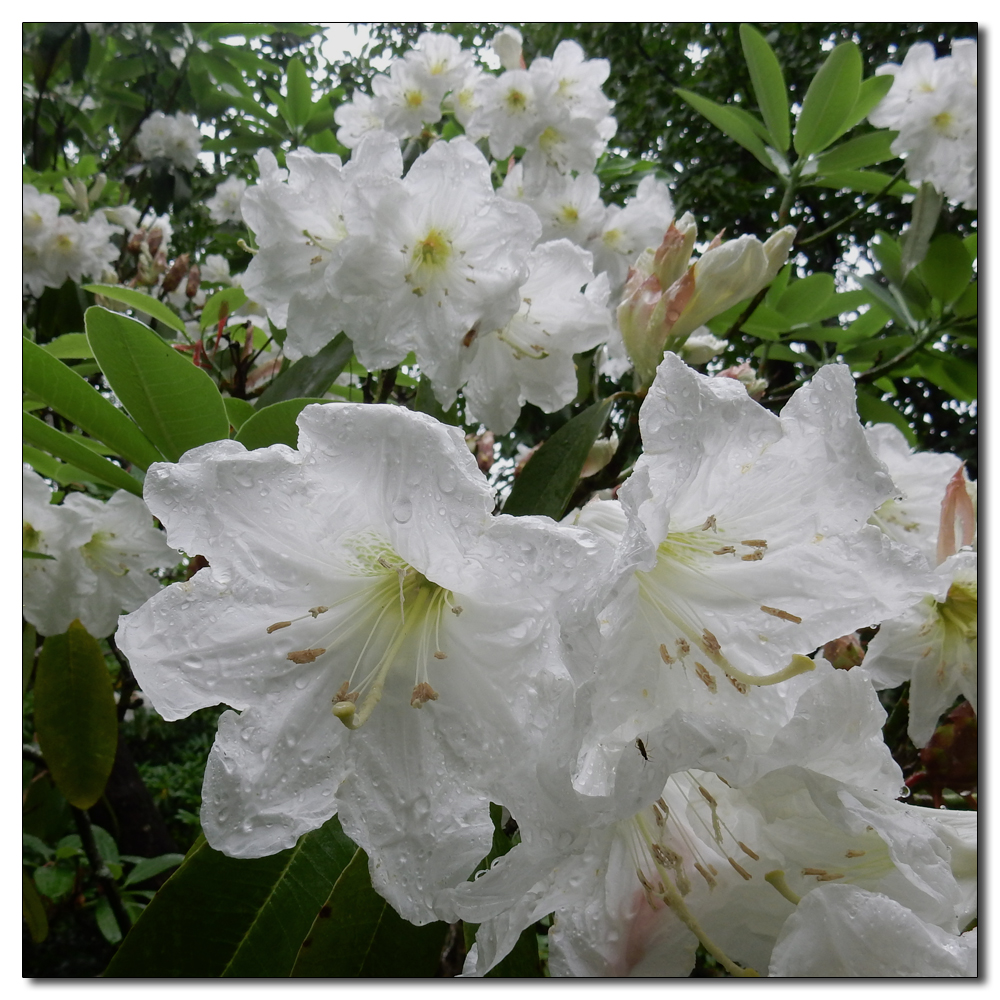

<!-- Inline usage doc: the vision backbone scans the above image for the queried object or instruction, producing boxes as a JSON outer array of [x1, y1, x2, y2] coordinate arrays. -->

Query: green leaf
[[34, 864, 76, 902], [22, 338, 164, 471], [41, 333, 94, 359], [81, 285, 188, 338], [123, 853, 185, 887], [256, 333, 354, 407], [34, 621, 118, 808], [794, 42, 862, 156], [915, 350, 978, 403], [777, 273, 836, 325], [855, 386, 916, 445], [963, 233, 977, 263], [85, 307, 230, 462], [813, 131, 897, 174], [223, 397, 256, 432], [91, 824, 120, 866], [23, 622, 37, 696], [504, 398, 614, 519], [235, 398, 330, 450], [810, 169, 915, 195], [284, 56, 313, 130], [23, 414, 144, 496], [838, 74, 895, 136], [413, 375, 462, 426], [200, 286, 248, 333], [855, 275, 908, 328], [23, 872, 49, 944], [23, 549, 57, 560], [105, 816, 360, 977], [740, 24, 790, 151], [674, 88, 774, 170], [290, 847, 448, 976], [900, 182, 943, 277], [917, 234, 973, 305], [953, 281, 977, 319]]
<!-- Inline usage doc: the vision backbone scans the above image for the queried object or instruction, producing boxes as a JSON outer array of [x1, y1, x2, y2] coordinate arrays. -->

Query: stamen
[[741, 550, 763, 562], [677, 638, 690, 655], [410, 682, 439, 708], [817, 873, 844, 881], [765, 870, 801, 905], [760, 605, 802, 623], [694, 663, 717, 692], [727, 675, 749, 695], [713, 546, 735, 555], [801, 868, 827, 876], [738, 841, 760, 861], [699, 515, 717, 531], [333, 681, 358, 704], [845, 849, 866, 858], [728, 857, 752, 880], [701, 629, 721, 656], [433, 651, 447, 659], [287, 647, 326, 664], [451, 605, 464, 616], [741, 540, 768, 548], [309, 606, 329, 617], [694, 862, 717, 887], [659, 643, 674, 664], [267, 621, 293, 633]]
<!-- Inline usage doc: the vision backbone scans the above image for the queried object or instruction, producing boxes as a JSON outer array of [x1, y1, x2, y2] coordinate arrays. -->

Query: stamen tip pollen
[[267, 621, 293, 633]]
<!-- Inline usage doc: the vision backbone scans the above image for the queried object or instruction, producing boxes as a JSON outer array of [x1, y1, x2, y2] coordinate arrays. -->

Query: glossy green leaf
[[813, 130, 897, 174], [41, 333, 94, 359], [105, 816, 358, 977], [855, 275, 908, 327], [34, 621, 118, 809], [777, 273, 836, 324], [200, 286, 248, 332], [22, 337, 163, 471], [953, 281, 977, 319], [235, 398, 330, 450], [855, 386, 917, 445], [81, 284, 188, 338], [916, 350, 977, 403], [223, 397, 256, 432], [122, 853, 186, 887], [837, 73, 895, 136], [900, 182, 943, 277], [23, 446, 101, 489], [85, 307, 230, 462], [23, 872, 49, 944], [810, 169, 915, 195], [963, 233, 977, 263], [675, 88, 774, 170], [23, 414, 144, 496], [917, 234, 972, 305], [34, 864, 76, 901], [504, 397, 614, 519], [740, 24, 790, 151], [256, 333, 354, 407], [794, 42, 862, 155], [284, 56, 313, 129], [290, 847, 448, 976]]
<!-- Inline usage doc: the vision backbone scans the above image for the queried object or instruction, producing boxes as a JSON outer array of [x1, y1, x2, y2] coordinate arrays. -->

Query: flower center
[[81, 531, 128, 576], [504, 88, 528, 113], [412, 228, 452, 270]]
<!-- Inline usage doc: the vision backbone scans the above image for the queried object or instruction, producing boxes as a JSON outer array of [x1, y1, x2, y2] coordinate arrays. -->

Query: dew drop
[[392, 499, 413, 523]]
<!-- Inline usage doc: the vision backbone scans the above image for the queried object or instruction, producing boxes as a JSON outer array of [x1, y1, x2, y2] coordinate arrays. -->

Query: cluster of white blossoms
[[116, 351, 976, 976], [135, 110, 203, 171], [22, 184, 123, 297], [22, 468, 179, 638], [869, 39, 977, 209], [205, 175, 247, 225]]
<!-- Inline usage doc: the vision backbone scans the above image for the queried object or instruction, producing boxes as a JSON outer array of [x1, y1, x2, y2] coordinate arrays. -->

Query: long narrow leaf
[[794, 42, 862, 156], [675, 88, 774, 170], [740, 24, 790, 151]]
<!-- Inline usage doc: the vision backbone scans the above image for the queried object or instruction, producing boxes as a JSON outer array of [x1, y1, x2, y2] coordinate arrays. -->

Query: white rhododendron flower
[[329, 137, 541, 403], [241, 131, 402, 359], [467, 69, 554, 160], [205, 175, 247, 224], [117, 403, 606, 923], [135, 110, 202, 171], [22, 467, 178, 637], [869, 40, 977, 208], [334, 91, 386, 149], [461, 240, 612, 434]]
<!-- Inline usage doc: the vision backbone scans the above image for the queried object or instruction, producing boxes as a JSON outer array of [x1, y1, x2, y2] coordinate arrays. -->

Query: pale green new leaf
[[794, 42, 862, 155]]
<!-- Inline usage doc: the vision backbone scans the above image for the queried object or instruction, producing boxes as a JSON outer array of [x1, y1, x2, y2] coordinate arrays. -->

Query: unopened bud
[[492, 26, 524, 71], [88, 173, 107, 203], [580, 433, 618, 479], [936, 465, 976, 565], [465, 431, 495, 475], [717, 362, 767, 400], [185, 263, 201, 298], [147, 228, 164, 255], [161, 253, 191, 294], [680, 329, 727, 366], [127, 228, 147, 255], [650, 214, 699, 288], [822, 633, 866, 670]]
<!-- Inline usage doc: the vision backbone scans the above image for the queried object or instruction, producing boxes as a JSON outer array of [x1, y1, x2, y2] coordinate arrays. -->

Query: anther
[[698, 786, 717, 808], [433, 651, 447, 659], [659, 643, 674, 664], [713, 546, 735, 555], [267, 621, 292, 633], [333, 681, 359, 704], [694, 863, 717, 887], [702, 630, 721, 656], [451, 605, 464, 616], [651, 803, 664, 826], [309, 606, 329, 617], [741, 540, 767, 548], [727, 675, 749, 695], [728, 857, 752, 880], [677, 638, 690, 655], [816, 873, 844, 882], [287, 648, 326, 663], [708, 864, 718, 876], [694, 663, 717, 692], [741, 550, 763, 561], [802, 868, 828, 876], [657, 798, 669, 815], [738, 841, 759, 861], [700, 515, 717, 531], [410, 682, 440, 708], [845, 849, 866, 858], [760, 605, 802, 623]]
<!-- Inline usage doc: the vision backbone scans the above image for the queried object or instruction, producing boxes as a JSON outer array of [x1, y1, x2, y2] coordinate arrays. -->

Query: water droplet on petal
[[393, 499, 413, 523]]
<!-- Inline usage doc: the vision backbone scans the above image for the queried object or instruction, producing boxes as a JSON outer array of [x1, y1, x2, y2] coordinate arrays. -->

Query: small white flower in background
[[503, 164, 606, 246], [22, 467, 179, 638], [334, 91, 386, 149], [491, 26, 524, 71], [205, 176, 247, 224], [869, 40, 977, 209], [467, 68, 554, 160], [201, 253, 232, 285], [117, 403, 605, 924], [861, 426, 977, 747], [460, 240, 612, 435], [135, 111, 202, 171]]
